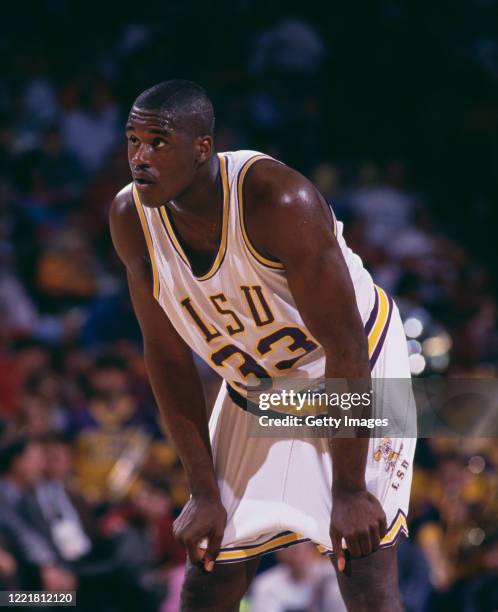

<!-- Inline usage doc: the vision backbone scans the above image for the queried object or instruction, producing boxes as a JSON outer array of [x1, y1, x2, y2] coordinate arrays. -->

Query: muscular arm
[[245, 161, 386, 565], [109, 187, 225, 568]]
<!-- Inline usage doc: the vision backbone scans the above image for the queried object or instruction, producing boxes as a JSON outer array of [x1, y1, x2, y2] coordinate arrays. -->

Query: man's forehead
[[127, 106, 176, 131]]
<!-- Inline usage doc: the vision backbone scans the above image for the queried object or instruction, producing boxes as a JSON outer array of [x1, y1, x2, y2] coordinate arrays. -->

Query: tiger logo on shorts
[[374, 438, 404, 473]]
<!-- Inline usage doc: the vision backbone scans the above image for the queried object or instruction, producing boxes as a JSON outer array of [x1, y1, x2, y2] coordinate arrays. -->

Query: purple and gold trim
[[132, 184, 160, 300], [366, 285, 393, 370], [237, 154, 285, 270], [316, 508, 409, 556], [331, 208, 338, 237], [216, 509, 408, 564], [157, 153, 230, 282], [216, 531, 309, 564]]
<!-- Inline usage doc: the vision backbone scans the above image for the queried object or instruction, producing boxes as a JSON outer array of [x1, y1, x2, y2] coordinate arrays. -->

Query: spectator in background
[[248, 18, 326, 170], [59, 77, 120, 174], [250, 542, 346, 612], [35, 435, 93, 564], [35, 228, 99, 312], [72, 354, 164, 504], [17, 394, 55, 438], [348, 160, 416, 249], [0, 259, 38, 341], [397, 536, 433, 612], [14, 124, 84, 225], [0, 338, 52, 418], [250, 18, 325, 77], [0, 435, 77, 591], [36, 434, 150, 612], [459, 533, 498, 612], [16, 368, 69, 436], [20, 51, 59, 128], [101, 475, 185, 612]]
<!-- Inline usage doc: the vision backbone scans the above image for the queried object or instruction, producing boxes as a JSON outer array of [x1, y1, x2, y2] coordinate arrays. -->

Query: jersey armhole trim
[[367, 285, 394, 369], [237, 155, 285, 270], [132, 184, 160, 300], [331, 208, 337, 236]]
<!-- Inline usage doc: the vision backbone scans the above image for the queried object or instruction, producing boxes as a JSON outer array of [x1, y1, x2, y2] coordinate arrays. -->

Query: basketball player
[[110, 80, 416, 611]]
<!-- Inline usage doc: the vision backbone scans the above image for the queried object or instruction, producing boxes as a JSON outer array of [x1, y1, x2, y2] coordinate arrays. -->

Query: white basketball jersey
[[133, 150, 386, 396]]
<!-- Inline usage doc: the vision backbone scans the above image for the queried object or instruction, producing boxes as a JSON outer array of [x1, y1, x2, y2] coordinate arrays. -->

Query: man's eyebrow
[[148, 127, 172, 136], [125, 124, 172, 136]]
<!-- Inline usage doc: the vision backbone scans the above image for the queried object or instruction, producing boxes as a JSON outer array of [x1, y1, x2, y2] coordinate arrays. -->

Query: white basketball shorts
[[209, 297, 416, 563]]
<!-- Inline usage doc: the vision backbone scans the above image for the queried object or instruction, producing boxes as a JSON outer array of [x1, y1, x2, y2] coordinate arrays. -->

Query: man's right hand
[[173, 494, 227, 572]]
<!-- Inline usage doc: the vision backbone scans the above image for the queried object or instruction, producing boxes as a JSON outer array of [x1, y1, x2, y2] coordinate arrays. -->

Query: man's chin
[[134, 182, 164, 207]]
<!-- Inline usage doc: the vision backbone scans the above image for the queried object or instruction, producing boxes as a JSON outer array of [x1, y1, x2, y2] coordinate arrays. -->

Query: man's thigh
[[330, 542, 403, 612], [181, 558, 260, 612]]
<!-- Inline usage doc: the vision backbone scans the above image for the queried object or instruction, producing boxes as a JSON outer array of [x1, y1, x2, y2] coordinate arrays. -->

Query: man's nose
[[132, 143, 152, 167]]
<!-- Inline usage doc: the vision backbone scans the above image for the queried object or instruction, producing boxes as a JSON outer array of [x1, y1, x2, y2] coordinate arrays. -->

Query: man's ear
[[196, 135, 213, 164]]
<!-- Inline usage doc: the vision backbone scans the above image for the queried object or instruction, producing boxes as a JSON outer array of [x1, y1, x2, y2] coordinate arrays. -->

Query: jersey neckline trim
[[237, 154, 285, 270], [157, 153, 230, 282]]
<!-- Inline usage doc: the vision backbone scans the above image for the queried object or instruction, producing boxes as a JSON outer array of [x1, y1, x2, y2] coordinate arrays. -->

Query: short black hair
[[141, 474, 171, 496], [12, 337, 48, 354], [0, 436, 29, 475], [43, 432, 74, 446], [133, 79, 215, 137]]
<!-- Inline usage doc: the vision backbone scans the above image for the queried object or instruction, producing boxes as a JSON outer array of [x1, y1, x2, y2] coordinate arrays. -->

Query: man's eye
[[128, 135, 139, 145], [153, 138, 166, 148]]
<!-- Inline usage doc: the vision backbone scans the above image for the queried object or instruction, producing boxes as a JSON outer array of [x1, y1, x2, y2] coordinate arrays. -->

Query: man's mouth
[[134, 177, 155, 186]]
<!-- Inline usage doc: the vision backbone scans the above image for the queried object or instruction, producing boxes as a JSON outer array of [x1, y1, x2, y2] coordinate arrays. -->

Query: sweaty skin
[[110, 109, 401, 611]]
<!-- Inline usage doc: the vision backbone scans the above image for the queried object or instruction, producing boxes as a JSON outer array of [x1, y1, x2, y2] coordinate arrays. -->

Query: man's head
[[87, 354, 128, 400], [43, 434, 73, 482], [127, 80, 215, 206], [0, 436, 45, 488], [133, 475, 172, 521]]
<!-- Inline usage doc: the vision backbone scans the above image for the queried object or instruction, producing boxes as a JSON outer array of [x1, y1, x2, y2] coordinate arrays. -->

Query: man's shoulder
[[110, 182, 140, 231], [111, 182, 135, 217], [233, 151, 327, 261], [109, 182, 146, 266], [242, 154, 319, 216]]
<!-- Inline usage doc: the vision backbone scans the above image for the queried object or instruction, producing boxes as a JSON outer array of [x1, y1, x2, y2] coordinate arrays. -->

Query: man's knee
[[331, 543, 402, 612], [181, 559, 259, 612]]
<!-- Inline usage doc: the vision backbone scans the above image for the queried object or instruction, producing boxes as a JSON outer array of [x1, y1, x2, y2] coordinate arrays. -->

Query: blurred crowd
[[0, 1, 497, 610]]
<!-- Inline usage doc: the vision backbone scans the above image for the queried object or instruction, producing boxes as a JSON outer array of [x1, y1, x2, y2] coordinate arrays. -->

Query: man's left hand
[[330, 488, 388, 571]]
